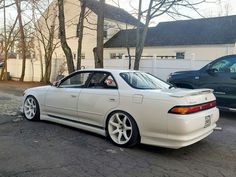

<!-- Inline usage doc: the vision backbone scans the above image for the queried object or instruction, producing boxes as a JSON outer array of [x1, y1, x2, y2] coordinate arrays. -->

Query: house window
[[110, 53, 124, 59], [176, 52, 185, 59], [74, 53, 85, 59], [104, 30, 108, 39], [110, 53, 116, 59], [81, 53, 85, 59], [104, 22, 109, 39]]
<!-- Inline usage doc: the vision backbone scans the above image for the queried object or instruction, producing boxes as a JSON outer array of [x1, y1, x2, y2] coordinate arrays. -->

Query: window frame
[[58, 71, 93, 88], [176, 52, 185, 59], [208, 56, 236, 73], [110, 53, 124, 59], [58, 71, 119, 90], [86, 71, 118, 90], [119, 72, 170, 90]]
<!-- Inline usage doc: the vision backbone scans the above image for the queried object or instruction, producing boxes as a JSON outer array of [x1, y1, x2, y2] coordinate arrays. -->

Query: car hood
[[25, 85, 51, 93], [171, 70, 198, 76]]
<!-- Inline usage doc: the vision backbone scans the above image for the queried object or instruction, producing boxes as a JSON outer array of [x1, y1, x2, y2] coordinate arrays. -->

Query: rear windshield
[[120, 72, 170, 89]]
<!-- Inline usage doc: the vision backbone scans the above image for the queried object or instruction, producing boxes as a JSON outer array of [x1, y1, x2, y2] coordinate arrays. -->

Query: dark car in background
[[168, 55, 236, 111]]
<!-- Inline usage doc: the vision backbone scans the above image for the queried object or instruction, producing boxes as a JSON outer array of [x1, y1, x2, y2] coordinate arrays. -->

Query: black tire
[[23, 96, 40, 121], [107, 111, 140, 147]]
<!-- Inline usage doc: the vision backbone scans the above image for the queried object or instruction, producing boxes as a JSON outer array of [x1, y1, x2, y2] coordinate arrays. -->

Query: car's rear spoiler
[[170, 89, 214, 98]]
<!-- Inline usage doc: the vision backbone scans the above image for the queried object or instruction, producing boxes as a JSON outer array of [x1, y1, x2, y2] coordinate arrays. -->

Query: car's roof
[[78, 68, 145, 74]]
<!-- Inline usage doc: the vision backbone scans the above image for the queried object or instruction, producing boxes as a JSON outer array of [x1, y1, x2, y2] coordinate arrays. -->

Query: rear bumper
[[141, 107, 219, 149]]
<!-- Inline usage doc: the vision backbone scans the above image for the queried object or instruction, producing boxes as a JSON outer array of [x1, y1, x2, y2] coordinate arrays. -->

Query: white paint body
[[23, 69, 219, 149]]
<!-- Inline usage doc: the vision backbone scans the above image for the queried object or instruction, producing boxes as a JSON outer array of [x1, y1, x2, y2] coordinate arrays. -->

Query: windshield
[[120, 72, 170, 89]]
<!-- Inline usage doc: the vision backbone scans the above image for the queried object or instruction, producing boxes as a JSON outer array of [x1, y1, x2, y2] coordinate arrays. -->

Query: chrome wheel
[[24, 96, 38, 120], [108, 112, 133, 145]]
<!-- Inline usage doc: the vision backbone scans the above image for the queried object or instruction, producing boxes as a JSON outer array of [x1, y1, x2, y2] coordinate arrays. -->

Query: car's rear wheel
[[107, 111, 140, 147], [23, 96, 40, 121]]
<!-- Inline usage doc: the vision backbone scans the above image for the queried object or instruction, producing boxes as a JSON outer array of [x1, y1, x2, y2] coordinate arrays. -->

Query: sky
[[1, 0, 236, 29], [107, 0, 236, 26]]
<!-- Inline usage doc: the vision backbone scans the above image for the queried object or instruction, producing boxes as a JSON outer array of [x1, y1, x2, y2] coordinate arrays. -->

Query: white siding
[[104, 44, 236, 60]]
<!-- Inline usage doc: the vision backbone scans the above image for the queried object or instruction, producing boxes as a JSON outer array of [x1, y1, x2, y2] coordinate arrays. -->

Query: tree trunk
[[134, 18, 151, 70], [38, 43, 44, 82], [95, 0, 105, 68], [43, 53, 52, 84], [31, 0, 44, 82], [127, 47, 132, 69], [16, 0, 27, 82], [0, 52, 7, 80], [134, 0, 153, 70], [0, 0, 7, 80], [42, 13, 57, 84], [58, 0, 75, 73], [133, 0, 142, 70], [93, 47, 100, 68], [76, 0, 86, 70], [125, 24, 132, 69]]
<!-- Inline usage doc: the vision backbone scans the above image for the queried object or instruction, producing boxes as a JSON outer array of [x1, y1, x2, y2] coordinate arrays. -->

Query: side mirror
[[207, 68, 218, 74], [52, 81, 60, 87]]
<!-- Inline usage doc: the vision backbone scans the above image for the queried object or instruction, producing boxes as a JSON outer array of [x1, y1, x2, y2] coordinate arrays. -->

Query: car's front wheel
[[23, 96, 40, 121], [107, 111, 140, 147]]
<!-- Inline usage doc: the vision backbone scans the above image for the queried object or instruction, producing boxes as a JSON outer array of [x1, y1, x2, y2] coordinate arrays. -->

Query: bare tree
[[109, 0, 133, 69], [0, 0, 7, 80], [15, 0, 27, 81], [0, 0, 19, 80], [58, 0, 75, 74], [34, 1, 60, 83], [217, 0, 231, 16], [134, 0, 206, 70], [31, 0, 44, 81], [94, 0, 105, 68], [76, 0, 86, 70]]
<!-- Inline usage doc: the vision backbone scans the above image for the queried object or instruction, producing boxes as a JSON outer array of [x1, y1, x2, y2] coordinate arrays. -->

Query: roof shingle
[[104, 15, 236, 48], [85, 0, 141, 26]]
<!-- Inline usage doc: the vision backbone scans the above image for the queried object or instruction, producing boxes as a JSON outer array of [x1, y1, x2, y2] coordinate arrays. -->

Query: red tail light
[[169, 101, 217, 115]]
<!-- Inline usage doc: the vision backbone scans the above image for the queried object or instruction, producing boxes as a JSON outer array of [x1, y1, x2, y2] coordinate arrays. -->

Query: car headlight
[[23, 89, 27, 96]]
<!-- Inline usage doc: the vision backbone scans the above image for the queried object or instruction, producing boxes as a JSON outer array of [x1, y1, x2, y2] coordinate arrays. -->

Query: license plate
[[204, 115, 211, 128]]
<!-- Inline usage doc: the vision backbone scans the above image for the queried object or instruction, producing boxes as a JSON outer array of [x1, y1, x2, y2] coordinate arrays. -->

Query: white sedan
[[23, 69, 219, 149]]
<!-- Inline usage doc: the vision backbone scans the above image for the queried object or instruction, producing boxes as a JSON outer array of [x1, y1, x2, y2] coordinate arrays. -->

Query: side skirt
[[40, 114, 106, 136]]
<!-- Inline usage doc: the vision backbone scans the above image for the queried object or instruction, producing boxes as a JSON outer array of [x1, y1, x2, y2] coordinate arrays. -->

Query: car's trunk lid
[[168, 88, 213, 98], [167, 88, 215, 105]]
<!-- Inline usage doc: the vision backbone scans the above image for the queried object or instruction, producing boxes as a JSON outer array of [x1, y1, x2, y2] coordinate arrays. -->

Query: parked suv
[[168, 55, 236, 111]]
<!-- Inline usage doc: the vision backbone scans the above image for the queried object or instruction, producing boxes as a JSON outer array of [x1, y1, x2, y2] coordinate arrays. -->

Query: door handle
[[109, 98, 116, 102], [71, 95, 77, 98]]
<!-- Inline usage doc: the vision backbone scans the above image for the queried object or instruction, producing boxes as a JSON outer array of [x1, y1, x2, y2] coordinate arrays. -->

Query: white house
[[104, 15, 236, 61], [37, 0, 140, 61], [8, 4, 236, 81]]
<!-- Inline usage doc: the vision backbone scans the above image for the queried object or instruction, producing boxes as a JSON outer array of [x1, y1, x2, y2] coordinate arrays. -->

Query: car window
[[229, 63, 236, 73], [88, 72, 117, 89], [211, 57, 236, 73], [60, 72, 91, 88], [104, 75, 117, 89], [120, 72, 170, 89]]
